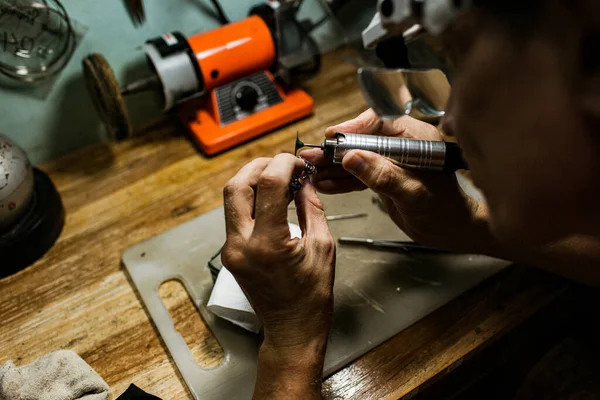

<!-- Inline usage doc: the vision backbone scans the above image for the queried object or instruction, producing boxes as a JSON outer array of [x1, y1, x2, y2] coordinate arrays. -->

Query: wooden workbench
[[0, 48, 572, 399]]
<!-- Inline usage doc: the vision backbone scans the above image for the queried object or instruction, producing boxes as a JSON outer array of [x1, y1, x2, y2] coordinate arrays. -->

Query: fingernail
[[344, 152, 366, 175]]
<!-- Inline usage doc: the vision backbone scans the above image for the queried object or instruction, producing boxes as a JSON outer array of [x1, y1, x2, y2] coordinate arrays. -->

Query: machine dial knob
[[235, 85, 259, 112]]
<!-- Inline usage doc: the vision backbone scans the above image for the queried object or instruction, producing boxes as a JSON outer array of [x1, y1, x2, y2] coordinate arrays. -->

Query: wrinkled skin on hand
[[221, 154, 336, 351], [301, 110, 489, 253]]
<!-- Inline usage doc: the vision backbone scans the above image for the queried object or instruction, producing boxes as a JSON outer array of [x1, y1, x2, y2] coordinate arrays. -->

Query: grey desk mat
[[123, 190, 508, 399]]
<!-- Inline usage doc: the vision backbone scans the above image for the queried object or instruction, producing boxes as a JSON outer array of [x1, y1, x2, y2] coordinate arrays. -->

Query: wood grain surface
[[0, 47, 569, 399]]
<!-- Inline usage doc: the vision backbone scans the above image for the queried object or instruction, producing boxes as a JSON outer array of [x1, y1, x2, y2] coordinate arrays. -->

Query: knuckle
[[402, 179, 429, 199], [223, 178, 240, 198], [356, 110, 383, 133], [221, 241, 245, 270], [371, 167, 397, 194], [314, 232, 335, 253], [367, 116, 383, 133], [306, 195, 326, 213], [273, 153, 296, 162], [246, 233, 301, 264], [257, 171, 287, 189]]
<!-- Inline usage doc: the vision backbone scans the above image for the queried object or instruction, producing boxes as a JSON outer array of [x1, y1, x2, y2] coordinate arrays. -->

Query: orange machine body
[[181, 71, 313, 155], [180, 16, 314, 155], [188, 16, 276, 92]]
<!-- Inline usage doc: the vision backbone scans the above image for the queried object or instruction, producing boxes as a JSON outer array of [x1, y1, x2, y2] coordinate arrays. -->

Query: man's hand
[[221, 154, 335, 399], [301, 109, 493, 253]]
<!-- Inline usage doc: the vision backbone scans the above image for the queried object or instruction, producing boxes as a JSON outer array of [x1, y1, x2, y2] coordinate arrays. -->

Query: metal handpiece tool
[[339, 237, 452, 254], [297, 132, 467, 173], [326, 212, 368, 221]]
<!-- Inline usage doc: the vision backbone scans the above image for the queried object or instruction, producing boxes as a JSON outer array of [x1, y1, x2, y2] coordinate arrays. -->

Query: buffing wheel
[[0, 168, 65, 279], [82, 53, 132, 140]]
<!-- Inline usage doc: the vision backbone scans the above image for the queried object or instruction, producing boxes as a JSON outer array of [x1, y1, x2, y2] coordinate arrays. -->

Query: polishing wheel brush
[[0, 135, 65, 279]]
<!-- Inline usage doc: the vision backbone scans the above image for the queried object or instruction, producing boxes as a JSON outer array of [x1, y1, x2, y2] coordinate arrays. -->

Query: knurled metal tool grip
[[325, 133, 466, 172]]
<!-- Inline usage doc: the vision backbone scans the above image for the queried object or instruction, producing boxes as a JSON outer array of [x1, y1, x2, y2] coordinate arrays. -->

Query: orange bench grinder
[[83, 13, 315, 155]]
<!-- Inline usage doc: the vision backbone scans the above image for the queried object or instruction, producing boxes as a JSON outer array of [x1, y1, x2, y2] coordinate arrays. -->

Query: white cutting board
[[123, 189, 508, 400]]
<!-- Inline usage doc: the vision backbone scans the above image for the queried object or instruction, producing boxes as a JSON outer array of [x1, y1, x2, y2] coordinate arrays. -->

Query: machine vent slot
[[216, 85, 236, 125], [250, 72, 283, 107]]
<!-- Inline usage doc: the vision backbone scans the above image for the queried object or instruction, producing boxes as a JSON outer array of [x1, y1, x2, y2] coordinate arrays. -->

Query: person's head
[[440, 0, 600, 246]]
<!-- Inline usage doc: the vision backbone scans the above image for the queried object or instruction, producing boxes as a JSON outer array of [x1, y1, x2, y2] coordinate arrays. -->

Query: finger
[[294, 180, 330, 244], [223, 158, 271, 237], [313, 178, 367, 195], [254, 154, 306, 238], [312, 165, 353, 182], [342, 150, 410, 198], [325, 109, 407, 138], [387, 115, 442, 140], [298, 148, 331, 167], [325, 110, 442, 140], [325, 109, 383, 137]]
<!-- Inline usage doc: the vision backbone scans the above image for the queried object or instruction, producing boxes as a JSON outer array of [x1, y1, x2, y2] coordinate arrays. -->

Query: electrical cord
[[308, 14, 330, 32], [292, 18, 321, 75], [209, 0, 229, 24]]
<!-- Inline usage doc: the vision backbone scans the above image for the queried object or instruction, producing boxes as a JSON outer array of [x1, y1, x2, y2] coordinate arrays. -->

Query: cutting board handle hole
[[159, 279, 225, 369]]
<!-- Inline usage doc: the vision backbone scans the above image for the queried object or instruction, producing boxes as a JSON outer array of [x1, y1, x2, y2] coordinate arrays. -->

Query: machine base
[[180, 72, 313, 156], [0, 169, 65, 279]]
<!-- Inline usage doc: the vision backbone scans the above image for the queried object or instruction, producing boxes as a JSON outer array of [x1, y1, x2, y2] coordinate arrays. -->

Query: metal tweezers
[[338, 237, 453, 254]]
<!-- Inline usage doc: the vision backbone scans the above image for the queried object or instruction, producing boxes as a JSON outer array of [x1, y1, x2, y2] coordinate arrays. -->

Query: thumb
[[342, 150, 406, 197], [294, 181, 330, 240]]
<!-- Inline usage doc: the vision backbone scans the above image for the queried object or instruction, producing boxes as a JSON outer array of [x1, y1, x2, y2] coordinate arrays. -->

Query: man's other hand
[[221, 154, 335, 399], [301, 109, 490, 253]]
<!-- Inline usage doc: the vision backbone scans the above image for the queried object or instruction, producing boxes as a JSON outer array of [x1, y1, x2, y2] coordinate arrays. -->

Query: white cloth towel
[[0, 350, 109, 400], [207, 223, 303, 333]]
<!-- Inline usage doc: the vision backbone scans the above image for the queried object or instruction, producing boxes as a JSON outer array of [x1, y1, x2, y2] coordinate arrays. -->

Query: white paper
[[207, 223, 303, 333]]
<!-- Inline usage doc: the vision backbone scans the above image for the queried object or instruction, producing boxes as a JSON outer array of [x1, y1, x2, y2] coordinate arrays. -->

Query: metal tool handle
[[338, 237, 453, 254], [330, 133, 467, 172]]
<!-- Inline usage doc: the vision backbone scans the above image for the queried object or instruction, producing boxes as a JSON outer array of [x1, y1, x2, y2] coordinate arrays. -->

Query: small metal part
[[120, 75, 160, 96], [367, 0, 472, 44], [289, 178, 303, 192], [289, 155, 317, 193], [297, 156, 317, 175], [326, 212, 368, 221], [295, 132, 323, 155], [339, 236, 452, 253]]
